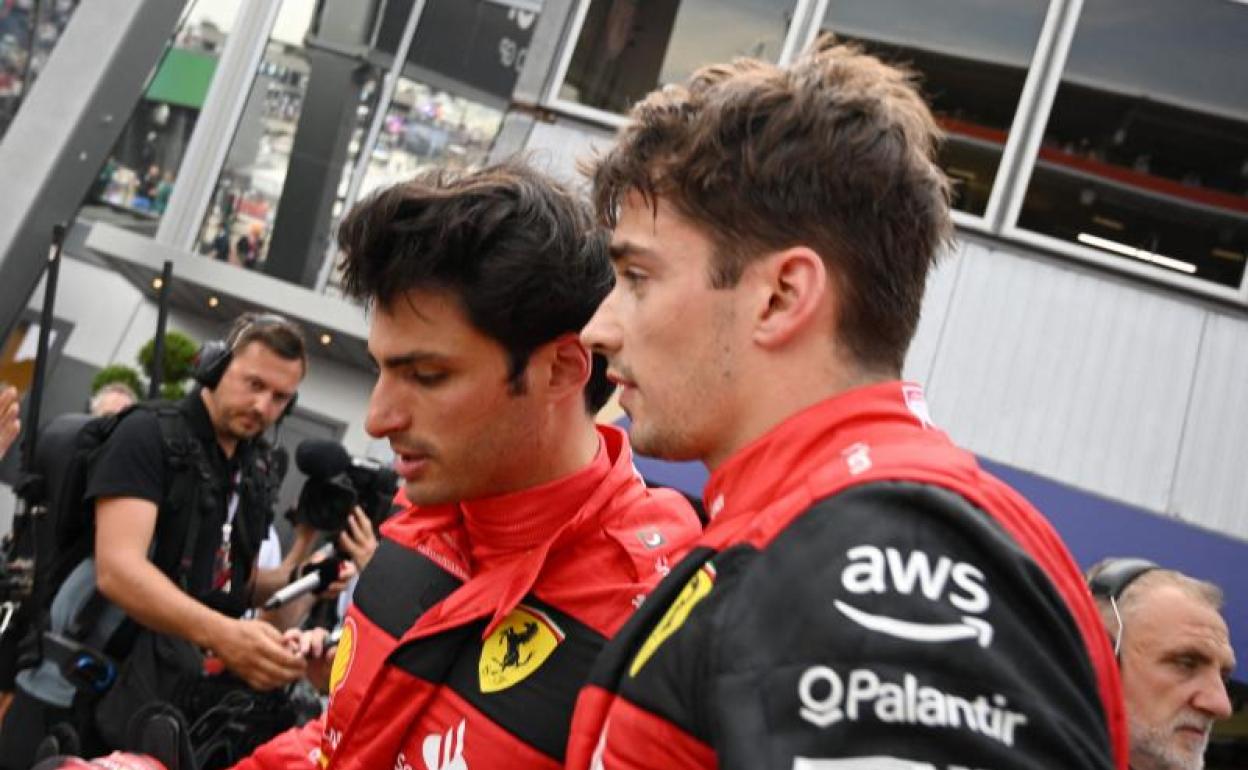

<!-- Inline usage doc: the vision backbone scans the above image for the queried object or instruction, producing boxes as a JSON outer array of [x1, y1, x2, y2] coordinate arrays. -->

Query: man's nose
[[581, 292, 621, 355], [1193, 672, 1234, 720], [365, 380, 407, 439]]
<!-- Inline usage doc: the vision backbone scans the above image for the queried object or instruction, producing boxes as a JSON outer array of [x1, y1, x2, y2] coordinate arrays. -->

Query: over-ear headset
[[192, 313, 301, 418], [1088, 557, 1158, 657]]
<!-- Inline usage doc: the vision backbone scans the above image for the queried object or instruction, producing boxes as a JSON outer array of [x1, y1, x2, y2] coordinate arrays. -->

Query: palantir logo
[[797, 666, 1028, 747], [421, 719, 468, 770], [836, 546, 993, 647], [798, 666, 845, 727]]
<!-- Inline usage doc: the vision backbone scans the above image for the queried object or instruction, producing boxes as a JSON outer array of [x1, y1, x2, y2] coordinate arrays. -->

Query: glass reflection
[[356, 78, 503, 202], [818, 0, 1049, 216], [79, 0, 241, 235], [196, 0, 320, 270], [558, 0, 797, 115], [1019, 0, 1248, 288], [0, 0, 81, 141]]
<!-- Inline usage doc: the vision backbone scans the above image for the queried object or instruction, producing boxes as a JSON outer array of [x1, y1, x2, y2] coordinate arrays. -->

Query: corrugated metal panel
[[1170, 312, 1248, 539], [903, 240, 966, 384], [925, 246, 1205, 512]]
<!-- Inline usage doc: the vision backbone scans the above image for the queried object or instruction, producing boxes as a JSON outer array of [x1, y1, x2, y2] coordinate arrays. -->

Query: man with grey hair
[[1088, 559, 1236, 770], [88, 382, 137, 417]]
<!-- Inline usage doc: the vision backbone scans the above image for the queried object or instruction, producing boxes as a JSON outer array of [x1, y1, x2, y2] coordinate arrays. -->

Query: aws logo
[[479, 605, 565, 693], [629, 562, 716, 677], [836, 546, 993, 647]]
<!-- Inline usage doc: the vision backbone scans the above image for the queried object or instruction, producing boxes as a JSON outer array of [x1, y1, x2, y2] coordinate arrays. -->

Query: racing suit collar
[[460, 431, 610, 570], [702, 380, 938, 530], [386, 425, 642, 642]]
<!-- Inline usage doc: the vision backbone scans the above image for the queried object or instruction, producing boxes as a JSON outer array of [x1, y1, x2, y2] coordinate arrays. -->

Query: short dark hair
[[589, 35, 953, 374], [337, 160, 615, 412], [228, 312, 307, 372]]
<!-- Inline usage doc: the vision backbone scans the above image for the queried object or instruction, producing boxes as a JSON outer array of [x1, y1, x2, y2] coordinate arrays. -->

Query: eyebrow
[[367, 351, 449, 370], [608, 240, 656, 263]]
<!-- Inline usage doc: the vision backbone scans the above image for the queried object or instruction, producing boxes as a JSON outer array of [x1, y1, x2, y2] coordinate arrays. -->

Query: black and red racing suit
[[234, 425, 700, 770], [567, 382, 1129, 770]]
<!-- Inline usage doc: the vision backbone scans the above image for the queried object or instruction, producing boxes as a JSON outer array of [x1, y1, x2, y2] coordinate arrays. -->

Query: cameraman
[[0, 314, 311, 767]]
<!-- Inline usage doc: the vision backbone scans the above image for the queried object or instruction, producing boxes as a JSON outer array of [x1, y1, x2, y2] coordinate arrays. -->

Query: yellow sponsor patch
[[328, 617, 356, 695], [630, 562, 716, 677], [479, 604, 566, 693]]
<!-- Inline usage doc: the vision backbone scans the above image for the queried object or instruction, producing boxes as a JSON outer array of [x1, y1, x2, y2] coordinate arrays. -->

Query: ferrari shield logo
[[479, 605, 565, 693], [630, 562, 716, 677]]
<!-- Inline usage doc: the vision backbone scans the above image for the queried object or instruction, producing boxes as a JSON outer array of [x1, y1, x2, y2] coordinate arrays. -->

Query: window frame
[[998, 0, 1248, 303], [542, 0, 818, 128]]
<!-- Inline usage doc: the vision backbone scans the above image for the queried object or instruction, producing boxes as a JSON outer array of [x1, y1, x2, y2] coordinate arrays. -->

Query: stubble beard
[[1129, 712, 1210, 770]]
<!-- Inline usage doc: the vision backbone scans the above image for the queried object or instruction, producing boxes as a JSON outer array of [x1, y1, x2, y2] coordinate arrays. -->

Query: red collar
[[459, 436, 610, 570], [702, 381, 938, 533], [384, 425, 636, 642]]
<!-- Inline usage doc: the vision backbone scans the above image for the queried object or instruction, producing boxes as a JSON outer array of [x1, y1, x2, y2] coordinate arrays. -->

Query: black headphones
[[192, 313, 301, 418], [1088, 557, 1159, 602], [1088, 557, 1159, 657]]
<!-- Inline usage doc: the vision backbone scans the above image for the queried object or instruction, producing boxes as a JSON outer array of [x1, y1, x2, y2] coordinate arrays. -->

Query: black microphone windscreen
[[295, 439, 350, 478]]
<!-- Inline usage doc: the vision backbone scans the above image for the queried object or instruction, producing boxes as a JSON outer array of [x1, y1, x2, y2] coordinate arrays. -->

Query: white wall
[[908, 236, 1248, 540]]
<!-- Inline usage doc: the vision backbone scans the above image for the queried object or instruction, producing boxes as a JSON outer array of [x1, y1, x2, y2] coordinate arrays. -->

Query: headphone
[[1088, 557, 1159, 657], [192, 313, 301, 418]]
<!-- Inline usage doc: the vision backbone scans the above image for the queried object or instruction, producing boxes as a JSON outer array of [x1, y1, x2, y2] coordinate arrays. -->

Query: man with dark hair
[[571, 38, 1127, 769], [234, 161, 698, 770], [0, 313, 315, 767], [1087, 560, 1234, 770]]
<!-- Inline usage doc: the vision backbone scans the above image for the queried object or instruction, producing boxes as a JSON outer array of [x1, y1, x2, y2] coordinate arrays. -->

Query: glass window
[[816, 0, 1050, 217], [557, 0, 799, 115], [1017, 0, 1248, 289], [195, 0, 380, 273], [356, 77, 504, 201], [0, 0, 82, 141], [78, 0, 243, 236]]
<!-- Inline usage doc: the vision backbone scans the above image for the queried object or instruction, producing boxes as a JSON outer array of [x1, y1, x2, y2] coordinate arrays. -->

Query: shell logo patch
[[328, 616, 357, 696], [630, 561, 717, 677], [479, 605, 565, 693]]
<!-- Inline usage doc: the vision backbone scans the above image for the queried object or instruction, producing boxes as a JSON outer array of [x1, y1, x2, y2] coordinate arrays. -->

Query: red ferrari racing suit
[[566, 382, 1129, 770], [234, 425, 699, 770]]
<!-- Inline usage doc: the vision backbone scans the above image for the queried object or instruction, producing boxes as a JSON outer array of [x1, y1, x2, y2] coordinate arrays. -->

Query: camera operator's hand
[[337, 506, 378, 571], [282, 627, 337, 693], [0, 385, 20, 457], [209, 617, 306, 691]]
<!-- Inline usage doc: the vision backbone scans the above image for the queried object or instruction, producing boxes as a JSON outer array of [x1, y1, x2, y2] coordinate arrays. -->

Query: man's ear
[[539, 333, 592, 399], [752, 247, 830, 348]]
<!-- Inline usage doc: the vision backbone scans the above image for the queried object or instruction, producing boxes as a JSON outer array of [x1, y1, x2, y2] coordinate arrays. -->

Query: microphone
[[295, 439, 350, 479], [263, 544, 338, 610]]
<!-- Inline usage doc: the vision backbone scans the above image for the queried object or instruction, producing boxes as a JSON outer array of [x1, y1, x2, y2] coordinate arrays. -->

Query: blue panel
[[980, 458, 1247, 679]]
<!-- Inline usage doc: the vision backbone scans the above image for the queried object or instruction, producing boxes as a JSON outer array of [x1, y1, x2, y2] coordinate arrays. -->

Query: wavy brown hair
[[589, 35, 952, 374]]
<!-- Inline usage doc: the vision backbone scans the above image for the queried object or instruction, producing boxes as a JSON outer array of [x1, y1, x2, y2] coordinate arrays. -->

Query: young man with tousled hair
[[1087, 560, 1235, 770], [233, 161, 699, 770], [570, 37, 1128, 769]]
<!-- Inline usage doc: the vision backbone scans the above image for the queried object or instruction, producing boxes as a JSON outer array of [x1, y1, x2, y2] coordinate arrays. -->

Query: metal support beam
[[265, 50, 369, 288], [154, 0, 283, 252], [314, 0, 429, 292], [0, 0, 190, 343]]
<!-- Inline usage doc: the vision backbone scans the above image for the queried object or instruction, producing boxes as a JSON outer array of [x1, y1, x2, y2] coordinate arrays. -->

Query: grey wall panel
[[926, 246, 1205, 512], [904, 240, 968, 387], [1170, 312, 1248, 539]]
